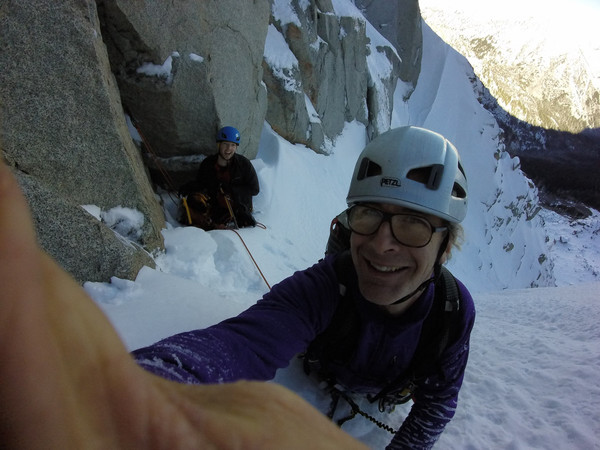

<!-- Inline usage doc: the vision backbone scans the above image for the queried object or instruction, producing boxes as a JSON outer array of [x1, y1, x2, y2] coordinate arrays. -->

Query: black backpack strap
[[370, 265, 461, 407], [440, 265, 460, 313], [433, 266, 460, 358], [303, 251, 359, 376], [305, 254, 462, 410], [325, 211, 352, 256]]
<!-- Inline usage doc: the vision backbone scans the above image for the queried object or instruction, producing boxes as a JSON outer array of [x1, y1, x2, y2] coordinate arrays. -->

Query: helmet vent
[[407, 164, 444, 190], [357, 157, 382, 180], [457, 161, 466, 179], [452, 182, 467, 199]]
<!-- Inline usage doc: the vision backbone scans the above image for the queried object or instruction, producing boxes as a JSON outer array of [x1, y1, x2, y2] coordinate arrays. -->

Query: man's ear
[[437, 233, 452, 265]]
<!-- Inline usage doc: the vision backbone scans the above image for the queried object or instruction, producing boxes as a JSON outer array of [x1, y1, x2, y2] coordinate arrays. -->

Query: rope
[[220, 189, 271, 289], [230, 228, 271, 290], [129, 113, 180, 204], [221, 188, 239, 230], [329, 387, 398, 435]]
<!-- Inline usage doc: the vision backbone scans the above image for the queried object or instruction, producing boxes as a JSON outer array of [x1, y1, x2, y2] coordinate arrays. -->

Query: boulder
[[0, 0, 164, 282], [97, 0, 270, 164], [16, 172, 155, 284]]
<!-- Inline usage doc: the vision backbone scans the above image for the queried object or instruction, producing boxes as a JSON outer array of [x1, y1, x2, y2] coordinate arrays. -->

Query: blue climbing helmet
[[217, 126, 241, 145]]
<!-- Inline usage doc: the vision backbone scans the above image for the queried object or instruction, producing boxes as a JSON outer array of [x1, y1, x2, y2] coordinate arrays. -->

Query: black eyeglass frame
[[346, 204, 448, 248]]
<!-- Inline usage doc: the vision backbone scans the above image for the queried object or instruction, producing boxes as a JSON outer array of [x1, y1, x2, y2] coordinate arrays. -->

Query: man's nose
[[370, 219, 400, 252]]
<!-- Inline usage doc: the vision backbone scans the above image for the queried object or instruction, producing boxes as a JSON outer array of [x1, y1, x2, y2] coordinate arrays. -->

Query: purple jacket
[[134, 255, 475, 449]]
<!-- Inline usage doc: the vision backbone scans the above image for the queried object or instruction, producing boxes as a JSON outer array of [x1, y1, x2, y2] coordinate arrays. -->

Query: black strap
[[303, 252, 358, 376], [305, 252, 461, 408], [369, 265, 460, 406]]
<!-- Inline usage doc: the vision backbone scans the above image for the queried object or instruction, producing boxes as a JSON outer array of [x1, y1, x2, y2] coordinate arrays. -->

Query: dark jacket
[[196, 153, 259, 214], [133, 255, 476, 449]]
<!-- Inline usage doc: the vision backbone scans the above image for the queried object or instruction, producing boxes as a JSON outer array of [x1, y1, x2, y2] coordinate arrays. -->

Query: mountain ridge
[[420, 3, 600, 212], [420, 3, 600, 132]]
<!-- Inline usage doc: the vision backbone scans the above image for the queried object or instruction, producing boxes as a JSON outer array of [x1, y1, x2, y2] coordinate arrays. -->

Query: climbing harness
[[221, 187, 240, 229], [327, 385, 397, 435]]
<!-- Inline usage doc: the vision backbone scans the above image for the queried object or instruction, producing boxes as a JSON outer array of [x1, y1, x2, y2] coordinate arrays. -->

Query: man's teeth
[[370, 262, 401, 272]]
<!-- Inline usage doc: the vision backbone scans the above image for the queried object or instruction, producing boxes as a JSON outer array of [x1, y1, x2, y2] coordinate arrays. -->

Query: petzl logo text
[[381, 177, 400, 187]]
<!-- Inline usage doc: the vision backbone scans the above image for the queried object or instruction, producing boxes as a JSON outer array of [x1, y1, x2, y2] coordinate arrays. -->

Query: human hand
[[190, 191, 210, 206], [0, 157, 367, 449], [218, 182, 232, 196]]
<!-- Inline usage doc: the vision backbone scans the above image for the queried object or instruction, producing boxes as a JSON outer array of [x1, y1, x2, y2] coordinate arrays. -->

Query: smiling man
[[181, 125, 259, 229], [348, 203, 452, 315], [135, 126, 476, 449]]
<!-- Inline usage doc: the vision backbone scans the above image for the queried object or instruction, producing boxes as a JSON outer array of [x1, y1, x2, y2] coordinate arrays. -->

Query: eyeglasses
[[346, 204, 447, 248]]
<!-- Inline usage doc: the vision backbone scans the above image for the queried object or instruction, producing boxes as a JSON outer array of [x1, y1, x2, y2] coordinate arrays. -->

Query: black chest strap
[[304, 251, 461, 407]]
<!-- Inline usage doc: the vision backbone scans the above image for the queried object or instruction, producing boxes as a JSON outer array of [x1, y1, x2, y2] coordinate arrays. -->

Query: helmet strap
[[390, 275, 435, 305], [436, 232, 450, 264]]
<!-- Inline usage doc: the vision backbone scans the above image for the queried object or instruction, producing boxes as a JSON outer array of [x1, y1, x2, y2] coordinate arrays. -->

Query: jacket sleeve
[[195, 157, 215, 191], [387, 282, 476, 450], [229, 156, 259, 210], [241, 157, 259, 196], [178, 157, 212, 196], [132, 257, 339, 384]]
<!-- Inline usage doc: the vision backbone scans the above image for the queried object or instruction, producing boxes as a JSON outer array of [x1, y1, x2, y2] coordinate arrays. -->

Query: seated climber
[[180, 126, 259, 230]]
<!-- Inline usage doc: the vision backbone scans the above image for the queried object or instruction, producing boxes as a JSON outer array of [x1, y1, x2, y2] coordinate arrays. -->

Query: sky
[[419, 0, 600, 22], [419, 0, 600, 87], [418, 0, 600, 61], [81, 1, 600, 448]]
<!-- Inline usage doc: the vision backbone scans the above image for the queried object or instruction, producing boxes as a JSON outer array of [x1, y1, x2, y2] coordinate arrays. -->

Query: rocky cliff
[[0, 0, 422, 282]]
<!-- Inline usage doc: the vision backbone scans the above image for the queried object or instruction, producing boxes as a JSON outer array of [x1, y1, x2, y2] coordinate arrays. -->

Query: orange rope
[[230, 229, 271, 290]]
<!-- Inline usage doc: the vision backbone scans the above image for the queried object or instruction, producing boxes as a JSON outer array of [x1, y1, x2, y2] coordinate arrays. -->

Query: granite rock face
[[264, 0, 421, 151], [0, 0, 164, 283], [97, 0, 271, 161], [0, 0, 422, 282]]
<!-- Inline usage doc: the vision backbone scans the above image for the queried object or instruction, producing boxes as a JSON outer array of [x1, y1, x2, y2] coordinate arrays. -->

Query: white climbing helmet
[[346, 126, 468, 223]]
